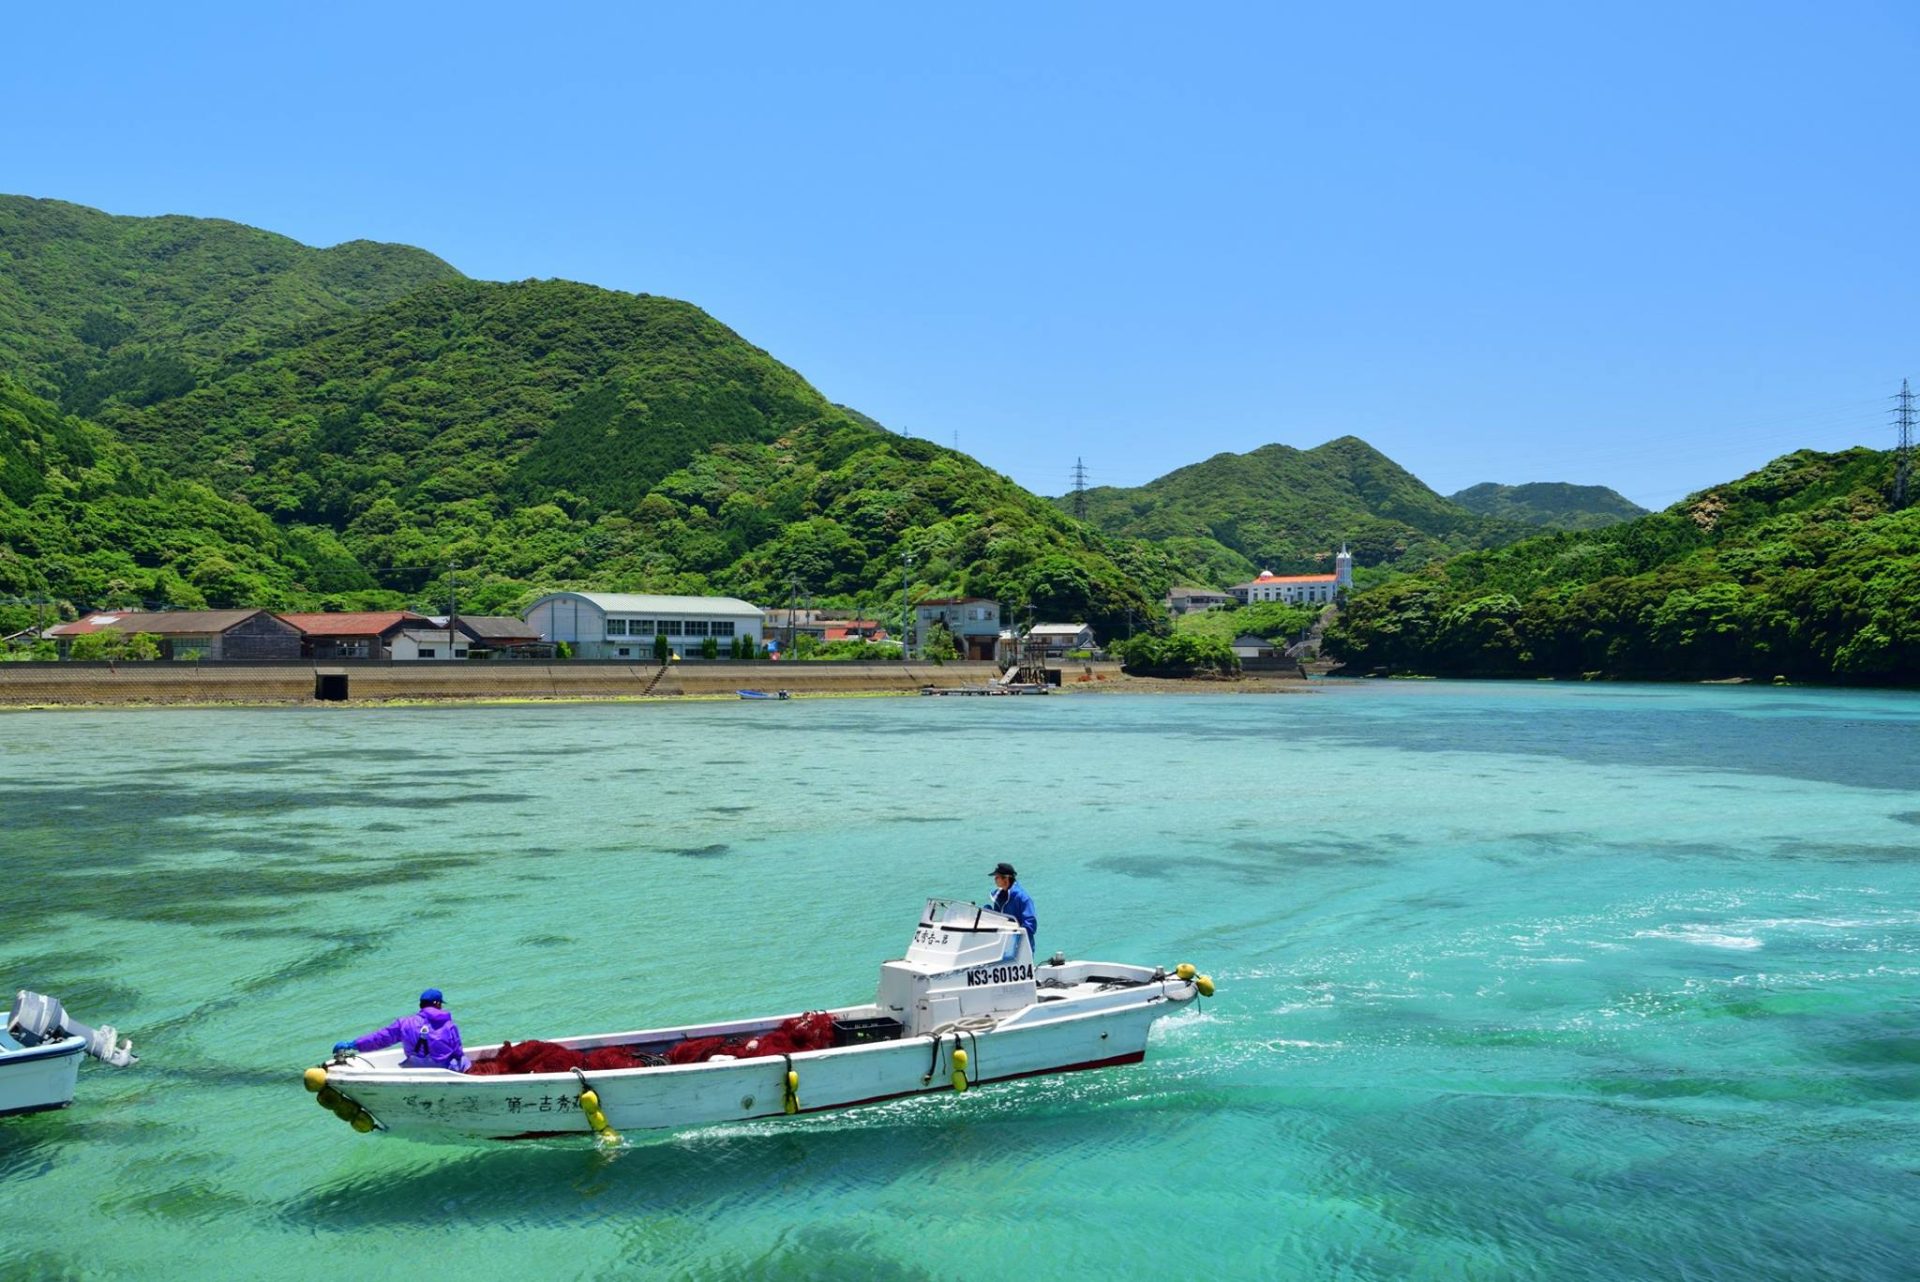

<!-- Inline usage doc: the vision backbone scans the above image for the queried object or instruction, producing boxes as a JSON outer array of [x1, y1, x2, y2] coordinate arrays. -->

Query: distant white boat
[[307, 898, 1215, 1143], [3, 991, 138, 1118]]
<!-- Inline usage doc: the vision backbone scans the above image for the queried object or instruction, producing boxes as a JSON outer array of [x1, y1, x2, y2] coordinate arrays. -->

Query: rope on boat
[[921, 1016, 996, 1088]]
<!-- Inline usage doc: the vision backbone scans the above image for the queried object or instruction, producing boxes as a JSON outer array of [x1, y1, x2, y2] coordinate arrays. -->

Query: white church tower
[[1335, 543, 1353, 588]]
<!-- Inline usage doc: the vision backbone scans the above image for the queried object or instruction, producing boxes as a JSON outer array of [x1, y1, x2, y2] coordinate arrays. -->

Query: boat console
[[875, 897, 1038, 1035]]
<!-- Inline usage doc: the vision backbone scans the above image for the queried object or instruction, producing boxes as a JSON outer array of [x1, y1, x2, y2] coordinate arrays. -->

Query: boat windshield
[[921, 897, 1014, 929]]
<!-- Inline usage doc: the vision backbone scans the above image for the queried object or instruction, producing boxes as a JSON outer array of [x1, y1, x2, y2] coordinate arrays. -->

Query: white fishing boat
[[306, 897, 1215, 1143], [3, 991, 139, 1118]]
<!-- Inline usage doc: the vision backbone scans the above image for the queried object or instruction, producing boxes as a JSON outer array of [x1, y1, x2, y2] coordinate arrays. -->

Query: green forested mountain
[[0, 376, 327, 630], [1327, 448, 1919, 682], [0, 204, 1169, 634], [0, 195, 459, 415], [1448, 481, 1646, 530], [1067, 437, 1528, 583]]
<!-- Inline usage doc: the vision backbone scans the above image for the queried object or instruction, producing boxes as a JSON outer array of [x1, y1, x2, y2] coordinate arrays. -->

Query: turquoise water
[[2, 682, 1918, 1280]]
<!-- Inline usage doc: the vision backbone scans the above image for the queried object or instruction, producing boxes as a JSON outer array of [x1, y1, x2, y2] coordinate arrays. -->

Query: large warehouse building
[[524, 592, 764, 660]]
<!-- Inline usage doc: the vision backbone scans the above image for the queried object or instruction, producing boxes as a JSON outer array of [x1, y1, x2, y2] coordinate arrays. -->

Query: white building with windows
[[524, 592, 764, 660], [390, 628, 470, 661]]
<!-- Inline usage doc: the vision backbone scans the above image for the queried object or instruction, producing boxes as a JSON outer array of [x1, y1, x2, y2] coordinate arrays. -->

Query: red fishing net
[[468, 1012, 839, 1076]]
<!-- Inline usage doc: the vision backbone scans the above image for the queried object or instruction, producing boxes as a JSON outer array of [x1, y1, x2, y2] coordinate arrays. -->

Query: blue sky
[[4, 3, 1916, 508]]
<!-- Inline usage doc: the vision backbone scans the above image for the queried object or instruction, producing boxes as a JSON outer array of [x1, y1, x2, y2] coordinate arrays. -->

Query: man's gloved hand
[[333, 1041, 354, 1054]]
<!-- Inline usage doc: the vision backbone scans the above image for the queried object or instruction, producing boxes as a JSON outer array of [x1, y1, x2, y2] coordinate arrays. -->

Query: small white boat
[[307, 898, 1214, 1143], [3, 991, 138, 1118]]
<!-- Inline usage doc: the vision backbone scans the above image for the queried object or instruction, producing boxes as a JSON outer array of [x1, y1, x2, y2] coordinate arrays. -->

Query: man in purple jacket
[[334, 988, 470, 1071]]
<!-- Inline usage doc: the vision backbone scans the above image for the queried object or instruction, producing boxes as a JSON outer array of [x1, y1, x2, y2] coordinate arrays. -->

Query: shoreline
[[0, 668, 1315, 712]]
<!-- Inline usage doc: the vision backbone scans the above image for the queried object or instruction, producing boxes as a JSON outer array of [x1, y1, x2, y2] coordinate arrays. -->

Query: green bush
[[1111, 632, 1239, 677], [805, 639, 904, 661], [699, 636, 719, 660]]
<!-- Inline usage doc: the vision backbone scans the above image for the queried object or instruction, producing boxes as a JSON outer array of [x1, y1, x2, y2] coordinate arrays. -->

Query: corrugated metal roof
[[1029, 623, 1092, 636], [278, 611, 429, 636], [449, 617, 534, 640], [456, 615, 540, 640], [530, 592, 763, 615], [48, 609, 277, 636]]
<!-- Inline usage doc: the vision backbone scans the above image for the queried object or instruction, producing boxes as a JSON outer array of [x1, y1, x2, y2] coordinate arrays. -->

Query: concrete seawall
[[0, 660, 1105, 706]]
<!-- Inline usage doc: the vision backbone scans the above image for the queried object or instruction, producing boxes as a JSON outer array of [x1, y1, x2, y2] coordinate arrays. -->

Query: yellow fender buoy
[[1175, 963, 1196, 981], [572, 1075, 619, 1142], [315, 1085, 343, 1111], [303, 1066, 328, 1093], [951, 1069, 968, 1092], [783, 1068, 801, 1114], [1196, 974, 1216, 997]]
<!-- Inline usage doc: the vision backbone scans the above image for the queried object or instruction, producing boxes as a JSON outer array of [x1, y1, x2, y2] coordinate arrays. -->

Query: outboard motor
[[876, 898, 1037, 1035], [10, 991, 138, 1067]]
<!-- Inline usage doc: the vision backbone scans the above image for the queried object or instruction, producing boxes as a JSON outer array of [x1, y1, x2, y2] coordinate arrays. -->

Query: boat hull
[[325, 985, 1186, 1143], [0, 1036, 85, 1118]]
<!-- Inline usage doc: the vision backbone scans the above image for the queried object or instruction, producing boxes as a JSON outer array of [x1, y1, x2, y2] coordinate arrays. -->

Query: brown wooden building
[[46, 609, 303, 660]]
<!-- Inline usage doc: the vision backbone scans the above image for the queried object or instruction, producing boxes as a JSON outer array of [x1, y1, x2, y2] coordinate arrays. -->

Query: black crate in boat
[[832, 1016, 904, 1046]]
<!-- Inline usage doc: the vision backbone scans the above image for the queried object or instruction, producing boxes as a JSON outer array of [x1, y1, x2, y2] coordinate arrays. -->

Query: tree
[[922, 623, 958, 662], [653, 633, 670, 664], [1112, 632, 1238, 677], [700, 636, 720, 660]]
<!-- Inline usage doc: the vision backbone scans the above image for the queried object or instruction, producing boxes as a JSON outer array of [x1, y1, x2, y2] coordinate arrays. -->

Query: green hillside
[[1449, 481, 1646, 530], [1327, 448, 1919, 682], [82, 274, 1168, 634], [1069, 437, 1527, 583], [0, 376, 345, 631], [0, 195, 460, 415]]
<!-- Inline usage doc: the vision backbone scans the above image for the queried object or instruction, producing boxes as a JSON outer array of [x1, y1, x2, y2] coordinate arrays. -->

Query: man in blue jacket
[[988, 862, 1037, 948], [334, 988, 470, 1071]]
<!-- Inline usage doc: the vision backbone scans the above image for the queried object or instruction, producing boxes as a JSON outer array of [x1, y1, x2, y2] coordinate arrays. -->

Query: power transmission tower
[[1896, 379, 1915, 510], [1071, 457, 1089, 520]]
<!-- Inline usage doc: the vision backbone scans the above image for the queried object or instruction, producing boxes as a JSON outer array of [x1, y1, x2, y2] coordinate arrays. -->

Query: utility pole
[[901, 551, 914, 662], [447, 561, 460, 661], [1071, 457, 1090, 521], [786, 575, 799, 657], [1896, 378, 1915, 511]]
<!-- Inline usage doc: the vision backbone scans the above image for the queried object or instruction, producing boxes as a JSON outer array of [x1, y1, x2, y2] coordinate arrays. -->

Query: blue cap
[[419, 988, 444, 1005]]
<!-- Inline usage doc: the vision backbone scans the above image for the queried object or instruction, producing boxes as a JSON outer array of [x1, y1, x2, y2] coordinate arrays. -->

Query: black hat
[[991, 862, 1017, 879]]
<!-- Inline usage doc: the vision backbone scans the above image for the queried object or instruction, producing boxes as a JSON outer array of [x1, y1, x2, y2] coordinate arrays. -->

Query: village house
[[46, 609, 302, 661], [389, 627, 469, 661], [523, 592, 764, 660], [1232, 634, 1282, 660], [914, 597, 1002, 660], [449, 615, 549, 659], [1230, 546, 1353, 606], [278, 611, 432, 660], [1027, 622, 1097, 657], [1166, 586, 1235, 616]]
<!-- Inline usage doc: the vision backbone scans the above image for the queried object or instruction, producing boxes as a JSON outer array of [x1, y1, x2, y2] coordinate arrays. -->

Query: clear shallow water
[[2, 682, 1917, 1281]]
